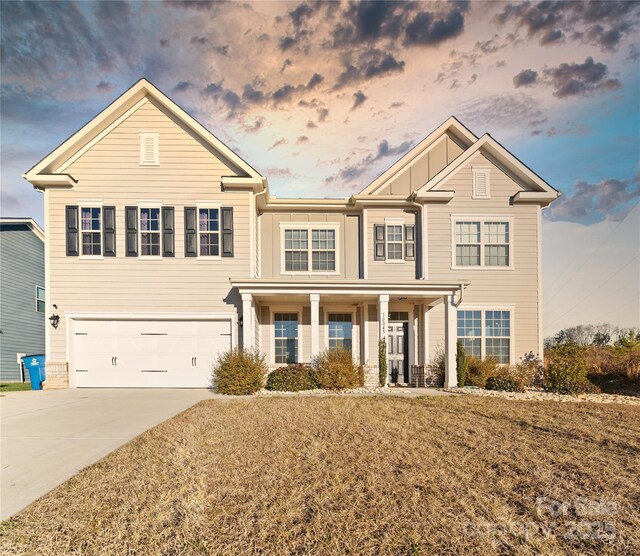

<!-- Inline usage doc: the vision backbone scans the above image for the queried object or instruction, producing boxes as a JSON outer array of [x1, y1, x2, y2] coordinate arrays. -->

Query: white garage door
[[72, 319, 232, 388]]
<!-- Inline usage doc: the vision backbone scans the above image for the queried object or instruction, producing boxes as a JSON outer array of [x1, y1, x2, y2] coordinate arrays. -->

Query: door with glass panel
[[387, 312, 409, 384]]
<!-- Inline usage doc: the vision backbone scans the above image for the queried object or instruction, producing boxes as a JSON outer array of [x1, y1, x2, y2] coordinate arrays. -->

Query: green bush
[[465, 356, 500, 388], [486, 375, 522, 392], [312, 348, 364, 390], [266, 364, 318, 392], [544, 343, 597, 395], [378, 340, 388, 386], [427, 347, 446, 386], [456, 341, 468, 387], [212, 348, 267, 395]]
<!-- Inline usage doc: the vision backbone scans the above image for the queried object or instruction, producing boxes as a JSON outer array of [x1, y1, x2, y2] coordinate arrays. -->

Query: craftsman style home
[[23, 79, 558, 389]]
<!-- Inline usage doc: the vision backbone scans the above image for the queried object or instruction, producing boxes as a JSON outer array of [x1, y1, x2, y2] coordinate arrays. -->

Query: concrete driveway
[[1, 388, 214, 520]]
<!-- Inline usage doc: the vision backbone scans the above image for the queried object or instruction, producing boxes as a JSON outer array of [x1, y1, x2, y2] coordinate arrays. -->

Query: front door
[[388, 321, 409, 384]]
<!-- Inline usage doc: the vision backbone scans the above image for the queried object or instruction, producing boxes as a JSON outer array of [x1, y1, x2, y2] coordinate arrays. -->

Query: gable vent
[[139, 132, 159, 166], [472, 168, 490, 199]]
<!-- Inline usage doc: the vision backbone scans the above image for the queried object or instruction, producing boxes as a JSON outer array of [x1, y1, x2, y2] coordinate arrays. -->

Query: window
[[472, 168, 490, 198], [81, 207, 101, 255], [453, 218, 511, 268], [328, 314, 352, 352], [274, 313, 298, 364], [139, 132, 159, 165], [283, 226, 337, 273], [457, 309, 511, 364], [386, 225, 403, 260], [139, 208, 161, 256], [199, 208, 220, 256], [36, 286, 45, 313]]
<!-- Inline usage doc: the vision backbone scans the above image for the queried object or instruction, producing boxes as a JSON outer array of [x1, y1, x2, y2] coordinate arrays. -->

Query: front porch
[[232, 280, 468, 388]]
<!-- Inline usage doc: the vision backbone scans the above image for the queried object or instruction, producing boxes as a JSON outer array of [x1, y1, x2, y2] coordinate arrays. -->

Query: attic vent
[[139, 132, 159, 166], [472, 168, 490, 199]]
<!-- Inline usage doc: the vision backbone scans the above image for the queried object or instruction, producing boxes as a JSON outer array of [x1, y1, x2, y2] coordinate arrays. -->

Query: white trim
[[361, 303, 369, 365], [269, 306, 304, 365], [196, 201, 222, 260], [422, 204, 429, 280], [65, 311, 237, 389], [456, 304, 516, 365], [362, 209, 368, 279], [450, 215, 515, 270], [56, 98, 148, 172], [279, 222, 340, 276], [139, 132, 160, 166], [471, 166, 491, 199], [537, 205, 544, 362], [249, 191, 256, 278], [43, 189, 51, 362]]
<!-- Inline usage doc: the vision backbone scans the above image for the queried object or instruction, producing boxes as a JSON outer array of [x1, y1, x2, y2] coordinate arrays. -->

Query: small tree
[[456, 341, 468, 387], [378, 339, 388, 386], [593, 332, 611, 346]]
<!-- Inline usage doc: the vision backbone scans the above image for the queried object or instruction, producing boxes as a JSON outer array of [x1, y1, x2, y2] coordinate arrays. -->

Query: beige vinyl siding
[[367, 208, 418, 281], [426, 152, 540, 361], [47, 98, 250, 362], [377, 133, 465, 196], [260, 212, 360, 280]]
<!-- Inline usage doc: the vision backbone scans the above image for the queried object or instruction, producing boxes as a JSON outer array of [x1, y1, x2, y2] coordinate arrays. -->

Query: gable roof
[[0, 217, 45, 242], [413, 133, 559, 203], [23, 78, 264, 189], [356, 117, 478, 196]]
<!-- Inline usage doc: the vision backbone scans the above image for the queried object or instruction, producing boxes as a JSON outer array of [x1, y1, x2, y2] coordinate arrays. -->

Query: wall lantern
[[49, 314, 60, 329]]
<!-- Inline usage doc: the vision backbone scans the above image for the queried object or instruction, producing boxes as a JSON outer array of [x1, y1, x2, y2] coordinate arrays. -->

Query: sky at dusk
[[1, 0, 638, 334]]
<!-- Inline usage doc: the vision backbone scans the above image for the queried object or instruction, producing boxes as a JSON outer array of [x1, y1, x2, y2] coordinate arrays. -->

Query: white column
[[422, 304, 430, 366], [241, 293, 254, 351], [444, 294, 457, 388], [362, 303, 369, 365], [310, 293, 320, 359], [378, 294, 389, 344]]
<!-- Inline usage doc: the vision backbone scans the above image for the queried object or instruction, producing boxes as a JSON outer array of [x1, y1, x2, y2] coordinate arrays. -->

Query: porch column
[[422, 303, 430, 366], [241, 293, 254, 351], [310, 293, 320, 360], [378, 294, 389, 344], [444, 294, 457, 388]]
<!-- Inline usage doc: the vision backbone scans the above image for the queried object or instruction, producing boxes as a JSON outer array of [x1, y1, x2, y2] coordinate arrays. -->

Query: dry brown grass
[[2, 396, 639, 555]]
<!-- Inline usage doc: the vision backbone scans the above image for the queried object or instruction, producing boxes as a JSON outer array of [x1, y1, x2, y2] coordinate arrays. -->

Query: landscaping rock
[[445, 386, 640, 405]]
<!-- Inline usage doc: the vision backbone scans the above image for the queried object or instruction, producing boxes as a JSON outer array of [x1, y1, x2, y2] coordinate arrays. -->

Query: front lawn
[[1, 396, 638, 555], [0, 382, 31, 392]]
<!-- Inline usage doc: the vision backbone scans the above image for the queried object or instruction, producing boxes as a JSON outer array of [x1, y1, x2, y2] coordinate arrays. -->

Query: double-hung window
[[457, 309, 511, 364], [199, 208, 220, 257], [283, 226, 337, 273], [453, 217, 511, 268], [274, 313, 298, 364], [328, 313, 352, 352], [36, 286, 45, 313], [386, 225, 403, 260], [374, 222, 415, 262], [81, 207, 102, 256], [139, 207, 161, 256]]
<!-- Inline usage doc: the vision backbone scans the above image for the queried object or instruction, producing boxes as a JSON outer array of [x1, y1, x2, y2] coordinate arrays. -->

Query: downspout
[[253, 178, 268, 279], [455, 283, 465, 307], [408, 193, 424, 280]]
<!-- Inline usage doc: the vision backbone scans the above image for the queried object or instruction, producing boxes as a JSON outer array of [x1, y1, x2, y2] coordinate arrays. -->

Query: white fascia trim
[[414, 191, 454, 202]]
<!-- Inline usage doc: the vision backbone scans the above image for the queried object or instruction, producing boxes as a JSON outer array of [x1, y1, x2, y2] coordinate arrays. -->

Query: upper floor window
[[472, 167, 490, 199], [458, 309, 511, 364], [199, 208, 220, 257], [139, 207, 161, 256], [139, 132, 159, 165], [282, 225, 337, 273], [328, 313, 352, 352], [36, 286, 45, 313], [374, 223, 415, 262], [81, 207, 101, 256], [453, 217, 512, 269]]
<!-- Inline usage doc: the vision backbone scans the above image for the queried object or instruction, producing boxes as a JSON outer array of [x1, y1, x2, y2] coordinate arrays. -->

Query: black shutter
[[66, 205, 79, 256], [184, 207, 197, 257], [125, 206, 138, 257], [404, 224, 415, 261], [162, 207, 175, 257], [374, 224, 385, 261], [221, 207, 234, 257], [103, 206, 116, 257]]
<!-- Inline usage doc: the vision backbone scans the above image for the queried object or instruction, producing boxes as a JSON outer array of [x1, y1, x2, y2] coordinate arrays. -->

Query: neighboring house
[[23, 79, 558, 389], [0, 218, 45, 382]]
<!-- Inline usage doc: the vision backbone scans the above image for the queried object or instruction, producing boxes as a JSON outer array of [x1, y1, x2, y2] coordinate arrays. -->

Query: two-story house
[[23, 79, 558, 389]]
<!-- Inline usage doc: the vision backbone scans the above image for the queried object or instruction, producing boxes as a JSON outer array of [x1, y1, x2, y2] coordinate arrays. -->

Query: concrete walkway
[[0, 388, 214, 520]]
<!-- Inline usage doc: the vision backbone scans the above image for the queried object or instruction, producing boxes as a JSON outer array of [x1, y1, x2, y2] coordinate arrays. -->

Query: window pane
[[486, 311, 510, 337], [461, 338, 481, 358], [387, 243, 403, 260], [328, 314, 352, 352], [311, 251, 335, 271], [456, 245, 480, 266], [484, 222, 509, 244], [486, 338, 510, 363], [200, 233, 220, 256], [485, 245, 509, 266], [456, 222, 480, 243], [285, 251, 308, 271], [457, 311, 481, 338]]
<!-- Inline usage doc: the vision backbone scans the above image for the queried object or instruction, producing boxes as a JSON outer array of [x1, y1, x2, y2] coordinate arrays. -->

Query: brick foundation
[[363, 364, 380, 388], [43, 361, 69, 389]]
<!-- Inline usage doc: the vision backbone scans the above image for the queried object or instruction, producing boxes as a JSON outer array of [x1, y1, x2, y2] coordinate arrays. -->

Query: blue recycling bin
[[22, 355, 46, 390]]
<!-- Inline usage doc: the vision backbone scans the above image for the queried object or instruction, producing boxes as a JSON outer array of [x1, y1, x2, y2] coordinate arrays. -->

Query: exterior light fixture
[[49, 314, 60, 329]]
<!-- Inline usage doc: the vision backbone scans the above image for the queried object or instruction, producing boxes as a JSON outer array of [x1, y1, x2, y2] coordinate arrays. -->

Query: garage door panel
[[72, 318, 232, 388]]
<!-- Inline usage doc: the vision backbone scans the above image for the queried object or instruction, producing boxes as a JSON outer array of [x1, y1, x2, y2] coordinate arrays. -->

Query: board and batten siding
[[46, 98, 252, 363], [426, 151, 541, 361], [0, 224, 45, 381], [260, 212, 360, 280]]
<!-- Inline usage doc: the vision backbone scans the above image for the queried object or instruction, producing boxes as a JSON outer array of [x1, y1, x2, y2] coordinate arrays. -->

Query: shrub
[[378, 340, 388, 386], [486, 375, 522, 392], [212, 348, 267, 395], [266, 364, 317, 392], [427, 346, 446, 386], [312, 348, 364, 390], [456, 341, 468, 387], [511, 354, 539, 389], [465, 356, 500, 388], [544, 343, 597, 395]]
